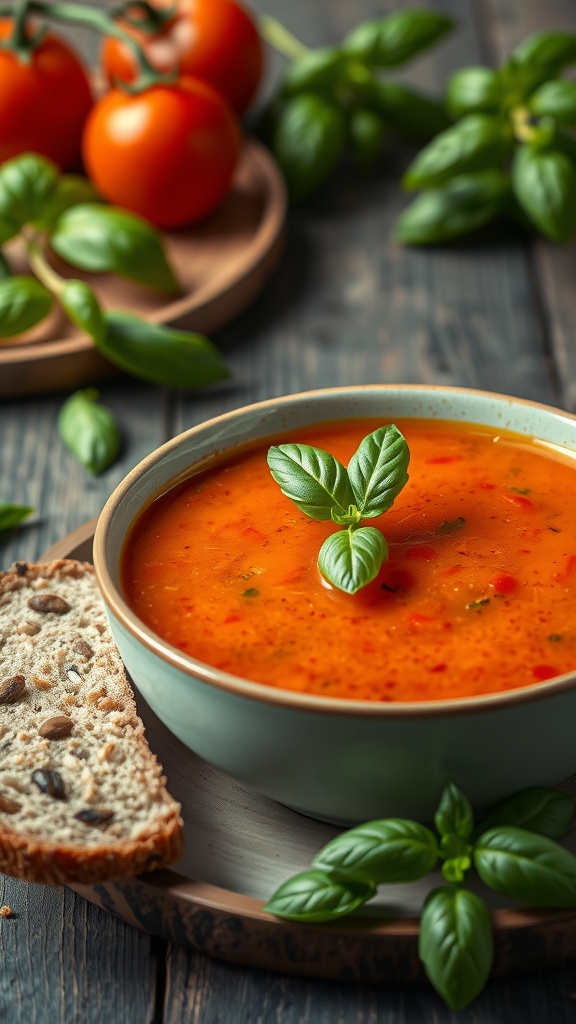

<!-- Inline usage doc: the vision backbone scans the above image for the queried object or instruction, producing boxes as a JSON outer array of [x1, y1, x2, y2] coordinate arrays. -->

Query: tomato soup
[[121, 419, 576, 702]]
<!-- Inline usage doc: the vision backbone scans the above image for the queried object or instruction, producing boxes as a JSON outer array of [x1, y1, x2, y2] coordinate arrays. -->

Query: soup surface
[[122, 419, 576, 701]]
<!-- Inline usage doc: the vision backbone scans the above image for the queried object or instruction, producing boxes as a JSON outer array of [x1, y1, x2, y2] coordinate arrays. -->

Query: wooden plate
[[39, 521, 576, 982], [0, 140, 285, 397]]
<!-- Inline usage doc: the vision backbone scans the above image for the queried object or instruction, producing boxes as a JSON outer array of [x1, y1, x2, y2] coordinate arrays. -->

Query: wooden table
[[3, 0, 576, 1019]]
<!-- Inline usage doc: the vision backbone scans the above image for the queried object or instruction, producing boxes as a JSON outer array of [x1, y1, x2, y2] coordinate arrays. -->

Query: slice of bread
[[0, 558, 183, 885]]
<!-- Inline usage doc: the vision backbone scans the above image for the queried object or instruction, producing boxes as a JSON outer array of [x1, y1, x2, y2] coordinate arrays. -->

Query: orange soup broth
[[121, 419, 576, 702]]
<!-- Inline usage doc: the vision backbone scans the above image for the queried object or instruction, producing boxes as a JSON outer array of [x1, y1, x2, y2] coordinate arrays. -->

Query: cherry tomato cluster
[[0, 0, 263, 227]]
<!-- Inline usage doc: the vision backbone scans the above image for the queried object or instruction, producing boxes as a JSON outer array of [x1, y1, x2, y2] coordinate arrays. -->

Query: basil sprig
[[267, 424, 409, 594], [265, 782, 576, 1010], [396, 30, 576, 244]]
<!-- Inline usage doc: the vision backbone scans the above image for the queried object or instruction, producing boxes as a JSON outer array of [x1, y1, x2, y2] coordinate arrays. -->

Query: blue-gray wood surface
[[2, 0, 576, 1020]]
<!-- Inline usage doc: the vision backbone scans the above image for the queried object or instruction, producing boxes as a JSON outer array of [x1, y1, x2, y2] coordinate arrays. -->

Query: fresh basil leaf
[[402, 114, 511, 190], [473, 787, 574, 841], [512, 32, 576, 79], [98, 312, 229, 389], [371, 81, 451, 140], [264, 869, 376, 922], [347, 424, 409, 518], [344, 10, 453, 68], [419, 887, 493, 1011], [349, 109, 387, 169], [395, 171, 510, 245], [312, 818, 439, 883], [51, 205, 180, 294], [267, 443, 354, 521], [58, 388, 121, 476], [446, 68, 502, 117], [0, 152, 59, 230], [0, 503, 34, 532], [331, 503, 362, 527], [0, 276, 53, 340], [530, 80, 576, 126], [34, 175, 101, 232], [0, 250, 11, 280], [272, 93, 346, 202], [61, 281, 106, 345], [442, 854, 472, 883], [435, 782, 474, 841], [318, 525, 387, 594], [281, 46, 346, 96], [474, 826, 576, 907], [512, 145, 576, 243]]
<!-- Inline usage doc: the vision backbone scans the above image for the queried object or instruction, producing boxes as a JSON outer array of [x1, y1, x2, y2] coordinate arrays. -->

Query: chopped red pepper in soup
[[121, 419, 576, 702]]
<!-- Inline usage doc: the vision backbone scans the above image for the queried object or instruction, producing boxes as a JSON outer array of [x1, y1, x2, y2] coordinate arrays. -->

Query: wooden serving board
[[0, 140, 285, 397], [40, 522, 576, 983]]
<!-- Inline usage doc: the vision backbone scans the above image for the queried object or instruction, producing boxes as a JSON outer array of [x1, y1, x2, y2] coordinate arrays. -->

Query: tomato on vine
[[101, 0, 263, 115]]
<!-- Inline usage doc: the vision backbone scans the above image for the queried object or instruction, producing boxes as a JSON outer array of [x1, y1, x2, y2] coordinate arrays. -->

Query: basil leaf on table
[[318, 525, 387, 594], [61, 281, 106, 344], [474, 826, 576, 907], [0, 152, 58, 230], [0, 504, 34, 532], [51, 204, 180, 294], [419, 887, 493, 1011], [347, 423, 410, 518], [371, 81, 451, 141], [344, 10, 453, 68], [402, 114, 511, 190], [264, 869, 376, 922], [511, 145, 576, 243], [0, 276, 53, 339], [267, 443, 355, 520], [473, 787, 574, 841], [34, 175, 101, 232], [58, 389, 121, 476], [435, 782, 474, 841], [530, 80, 576, 126], [99, 312, 229, 389], [511, 31, 576, 80], [446, 68, 502, 117], [272, 93, 346, 202], [395, 171, 510, 245], [312, 819, 439, 883], [280, 46, 347, 96], [348, 110, 387, 169]]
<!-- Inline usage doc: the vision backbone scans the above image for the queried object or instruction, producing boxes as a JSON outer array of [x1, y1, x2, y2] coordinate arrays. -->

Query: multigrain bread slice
[[0, 559, 183, 885]]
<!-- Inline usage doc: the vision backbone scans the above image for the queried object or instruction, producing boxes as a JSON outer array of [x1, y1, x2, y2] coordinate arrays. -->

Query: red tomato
[[82, 77, 241, 228], [0, 21, 93, 169], [101, 0, 263, 114]]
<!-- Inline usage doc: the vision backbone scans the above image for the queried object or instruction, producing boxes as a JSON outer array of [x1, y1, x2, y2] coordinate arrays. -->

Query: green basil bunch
[[265, 782, 576, 1010], [396, 31, 576, 244], [259, 9, 453, 202]]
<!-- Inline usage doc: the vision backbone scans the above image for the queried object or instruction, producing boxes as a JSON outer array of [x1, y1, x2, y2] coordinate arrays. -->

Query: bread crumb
[[0, 906, 14, 918]]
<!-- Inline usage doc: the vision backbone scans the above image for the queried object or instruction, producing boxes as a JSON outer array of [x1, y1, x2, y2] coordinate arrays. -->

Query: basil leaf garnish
[[0, 503, 34, 533], [512, 145, 576, 244], [347, 423, 409, 517], [58, 388, 121, 476], [419, 887, 493, 1011], [264, 869, 376, 922], [435, 782, 474, 841], [0, 276, 53, 339], [474, 826, 576, 907], [61, 281, 106, 345], [318, 525, 387, 593], [312, 819, 439, 883], [267, 443, 354, 521], [344, 10, 453, 68], [473, 787, 574, 841]]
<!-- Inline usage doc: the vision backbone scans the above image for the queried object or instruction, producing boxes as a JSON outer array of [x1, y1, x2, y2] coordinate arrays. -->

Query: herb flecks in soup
[[122, 419, 576, 702]]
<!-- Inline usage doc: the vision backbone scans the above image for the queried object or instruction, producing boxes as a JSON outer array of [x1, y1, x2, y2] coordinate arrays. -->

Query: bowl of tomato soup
[[94, 386, 576, 823]]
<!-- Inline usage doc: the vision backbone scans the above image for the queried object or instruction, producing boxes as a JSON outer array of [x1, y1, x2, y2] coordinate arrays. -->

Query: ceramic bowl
[[94, 385, 576, 824]]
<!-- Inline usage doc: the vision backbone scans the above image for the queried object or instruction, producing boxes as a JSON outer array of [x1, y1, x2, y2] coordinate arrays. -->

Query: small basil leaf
[[348, 109, 387, 169], [395, 171, 510, 245], [402, 114, 511, 190], [442, 855, 472, 883], [473, 787, 574, 841], [34, 175, 101, 232], [530, 80, 576, 126], [51, 205, 180, 293], [0, 503, 34, 532], [344, 10, 453, 68], [264, 869, 376, 922], [512, 145, 576, 243], [474, 826, 576, 907], [61, 281, 106, 344], [347, 424, 409, 518], [370, 81, 451, 140], [281, 46, 346, 96], [98, 312, 229, 389], [435, 782, 474, 840], [312, 818, 439, 883], [446, 68, 502, 117], [58, 389, 121, 475], [512, 32, 576, 79], [318, 526, 387, 594], [0, 152, 59, 229], [0, 276, 53, 339], [419, 887, 493, 1011], [272, 93, 346, 202], [331, 503, 362, 527], [267, 444, 354, 521]]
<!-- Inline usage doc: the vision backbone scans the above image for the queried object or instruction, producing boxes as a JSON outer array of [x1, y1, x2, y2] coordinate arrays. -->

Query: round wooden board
[[40, 521, 576, 982], [0, 140, 285, 397]]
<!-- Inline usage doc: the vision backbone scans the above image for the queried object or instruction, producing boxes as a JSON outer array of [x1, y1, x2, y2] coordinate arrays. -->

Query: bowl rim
[[94, 383, 576, 719]]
